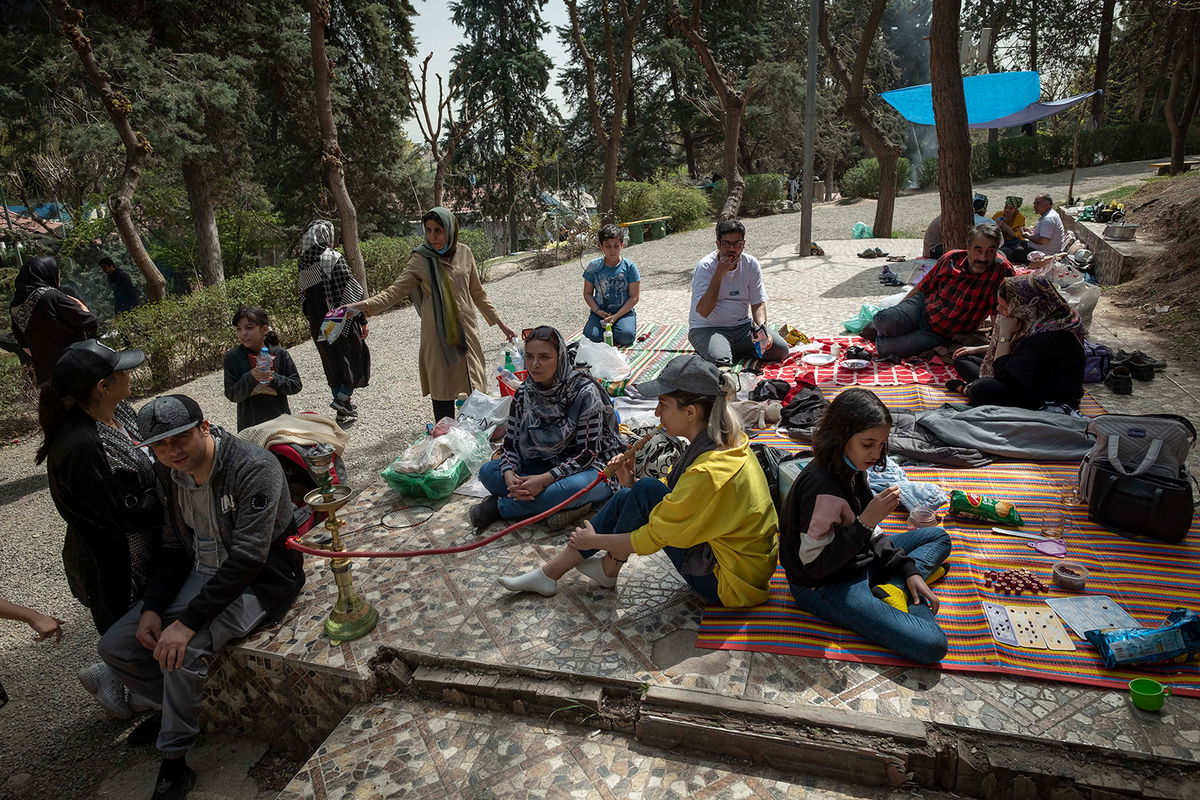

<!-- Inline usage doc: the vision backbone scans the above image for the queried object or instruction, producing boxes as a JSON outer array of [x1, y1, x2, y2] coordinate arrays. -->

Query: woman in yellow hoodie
[[498, 354, 778, 607]]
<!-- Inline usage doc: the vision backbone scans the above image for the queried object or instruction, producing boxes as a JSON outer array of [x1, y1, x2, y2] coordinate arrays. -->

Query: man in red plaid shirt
[[866, 224, 1014, 358]]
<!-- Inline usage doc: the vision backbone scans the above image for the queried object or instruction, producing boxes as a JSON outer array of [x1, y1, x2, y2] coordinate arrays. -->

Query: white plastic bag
[[389, 421, 489, 474], [1060, 280, 1100, 332], [878, 289, 910, 309], [574, 338, 631, 381], [457, 390, 511, 431]]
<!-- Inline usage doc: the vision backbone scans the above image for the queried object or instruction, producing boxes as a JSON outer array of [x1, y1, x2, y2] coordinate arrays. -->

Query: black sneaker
[[546, 503, 594, 531], [1104, 366, 1133, 395], [469, 496, 502, 529], [330, 398, 357, 418], [152, 758, 195, 799]]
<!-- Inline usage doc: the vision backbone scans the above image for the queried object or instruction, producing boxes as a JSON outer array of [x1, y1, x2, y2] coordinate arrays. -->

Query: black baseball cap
[[52, 340, 145, 395], [636, 354, 722, 397], [137, 394, 205, 446]]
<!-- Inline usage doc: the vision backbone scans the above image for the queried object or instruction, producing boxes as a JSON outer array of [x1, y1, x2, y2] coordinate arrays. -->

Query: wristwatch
[[997, 336, 1012, 343]]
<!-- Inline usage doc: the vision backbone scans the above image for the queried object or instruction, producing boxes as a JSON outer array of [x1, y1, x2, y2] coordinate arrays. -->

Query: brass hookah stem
[[618, 425, 661, 469]]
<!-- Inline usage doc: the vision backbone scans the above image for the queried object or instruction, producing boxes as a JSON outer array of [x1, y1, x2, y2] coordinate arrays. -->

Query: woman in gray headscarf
[[472, 325, 622, 531], [346, 207, 516, 420], [297, 220, 369, 423]]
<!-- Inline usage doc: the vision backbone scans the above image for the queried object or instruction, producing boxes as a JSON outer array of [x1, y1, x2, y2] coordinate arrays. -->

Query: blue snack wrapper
[[1084, 609, 1200, 669]]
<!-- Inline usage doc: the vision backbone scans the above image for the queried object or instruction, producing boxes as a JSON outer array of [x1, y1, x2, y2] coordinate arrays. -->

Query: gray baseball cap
[[635, 354, 721, 397], [137, 394, 205, 446]]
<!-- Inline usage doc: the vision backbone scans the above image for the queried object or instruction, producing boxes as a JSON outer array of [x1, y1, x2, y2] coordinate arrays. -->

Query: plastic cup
[[908, 507, 938, 529], [1128, 678, 1170, 712], [1060, 480, 1080, 506], [1038, 509, 1070, 540]]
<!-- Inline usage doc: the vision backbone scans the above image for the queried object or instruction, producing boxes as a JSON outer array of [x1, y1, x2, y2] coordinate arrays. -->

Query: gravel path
[[0, 157, 1174, 799]]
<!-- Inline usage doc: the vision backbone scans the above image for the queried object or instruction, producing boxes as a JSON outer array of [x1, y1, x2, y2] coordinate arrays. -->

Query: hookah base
[[325, 598, 379, 642]]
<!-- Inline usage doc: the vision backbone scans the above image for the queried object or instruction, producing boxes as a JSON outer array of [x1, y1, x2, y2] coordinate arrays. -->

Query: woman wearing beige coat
[[348, 207, 517, 420]]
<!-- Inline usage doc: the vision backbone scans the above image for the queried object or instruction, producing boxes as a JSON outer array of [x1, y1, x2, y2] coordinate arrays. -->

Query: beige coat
[[362, 247, 502, 401]]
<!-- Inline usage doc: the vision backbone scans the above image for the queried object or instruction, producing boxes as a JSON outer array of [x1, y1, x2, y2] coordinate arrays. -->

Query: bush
[[709, 174, 787, 217], [655, 182, 712, 231], [918, 157, 939, 189], [0, 352, 37, 439], [839, 158, 912, 199], [613, 181, 661, 223]]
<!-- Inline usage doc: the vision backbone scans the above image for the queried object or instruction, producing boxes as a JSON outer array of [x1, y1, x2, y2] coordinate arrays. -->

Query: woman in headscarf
[[9, 256, 98, 385], [948, 274, 1085, 413], [297, 220, 370, 423], [992, 195, 1032, 264], [346, 207, 516, 420], [472, 325, 622, 531]]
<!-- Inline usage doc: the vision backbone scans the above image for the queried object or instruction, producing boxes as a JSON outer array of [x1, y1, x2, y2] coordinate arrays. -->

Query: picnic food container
[[1051, 560, 1089, 591], [1102, 222, 1138, 241]]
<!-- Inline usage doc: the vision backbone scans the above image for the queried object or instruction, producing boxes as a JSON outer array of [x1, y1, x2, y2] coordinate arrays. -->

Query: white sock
[[497, 567, 558, 597], [575, 557, 618, 589]]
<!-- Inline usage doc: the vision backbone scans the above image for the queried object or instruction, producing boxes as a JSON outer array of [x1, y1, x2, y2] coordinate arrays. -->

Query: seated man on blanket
[[688, 219, 789, 366], [865, 223, 1015, 359], [922, 194, 991, 259]]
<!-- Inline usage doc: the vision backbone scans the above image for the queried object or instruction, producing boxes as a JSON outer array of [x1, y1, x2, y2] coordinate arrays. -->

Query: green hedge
[[613, 181, 712, 231], [918, 157, 939, 189], [113, 233, 494, 396], [709, 174, 787, 217], [840, 158, 912, 199], [975, 122, 1200, 179]]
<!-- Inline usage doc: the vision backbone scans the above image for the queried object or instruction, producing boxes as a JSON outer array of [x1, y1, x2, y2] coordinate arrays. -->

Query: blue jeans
[[872, 294, 949, 358], [581, 478, 722, 605], [787, 527, 952, 664], [583, 310, 637, 347], [478, 457, 613, 519], [688, 320, 789, 366]]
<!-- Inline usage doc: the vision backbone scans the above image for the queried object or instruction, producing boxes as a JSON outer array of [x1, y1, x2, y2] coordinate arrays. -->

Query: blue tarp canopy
[[880, 71, 1041, 125], [967, 90, 1098, 128]]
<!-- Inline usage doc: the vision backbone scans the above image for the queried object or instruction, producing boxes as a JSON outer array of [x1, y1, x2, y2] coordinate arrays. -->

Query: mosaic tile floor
[[275, 696, 928, 800], [234, 483, 1200, 767]]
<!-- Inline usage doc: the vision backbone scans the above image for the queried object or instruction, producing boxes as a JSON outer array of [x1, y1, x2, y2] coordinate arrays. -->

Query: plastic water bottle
[[454, 392, 468, 411], [256, 346, 272, 384], [497, 367, 521, 392], [604, 323, 614, 347], [504, 348, 515, 372]]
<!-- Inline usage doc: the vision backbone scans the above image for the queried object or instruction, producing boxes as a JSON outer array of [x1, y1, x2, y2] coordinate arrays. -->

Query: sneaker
[[330, 397, 357, 417], [1104, 365, 1133, 395], [871, 583, 909, 613], [926, 564, 950, 585], [545, 503, 593, 531], [152, 758, 196, 799], [1114, 349, 1167, 370], [78, 663, 131, 719], [469, 496, 502, 529]]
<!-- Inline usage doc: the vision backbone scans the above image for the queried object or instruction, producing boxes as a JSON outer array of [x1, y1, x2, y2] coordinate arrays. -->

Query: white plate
[[801, 353, 836, 366], [839, 359, 871, 371]]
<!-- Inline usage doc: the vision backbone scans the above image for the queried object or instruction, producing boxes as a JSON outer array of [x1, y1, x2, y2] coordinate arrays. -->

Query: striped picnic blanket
[[697, 462, 1200, 697], [820, 384, 1107, 418]]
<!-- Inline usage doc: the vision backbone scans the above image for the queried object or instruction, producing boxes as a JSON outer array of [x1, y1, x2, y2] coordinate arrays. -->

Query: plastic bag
[[500, 339, 525, 372], [842, 304, 880, 334], [457, 390, 512, 431], [877, 290, 909, 309], [380, 422, 490, 499], [851, 222, 874, 239], [1060, 279, 1100, 332], [574, 338, 631, 381]]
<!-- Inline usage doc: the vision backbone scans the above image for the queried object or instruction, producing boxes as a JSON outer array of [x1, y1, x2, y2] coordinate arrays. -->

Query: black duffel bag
[[1087, 459, 1195, 544]]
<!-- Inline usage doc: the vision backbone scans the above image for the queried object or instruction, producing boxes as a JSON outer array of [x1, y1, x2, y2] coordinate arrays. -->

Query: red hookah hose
[[285, 471, 607, 559]]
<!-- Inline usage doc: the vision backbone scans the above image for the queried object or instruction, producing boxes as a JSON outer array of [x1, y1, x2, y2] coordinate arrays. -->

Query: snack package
[[949, 490, 1023, 526], [779, 324, 811, 346], [1085, 609, 1200, 669]]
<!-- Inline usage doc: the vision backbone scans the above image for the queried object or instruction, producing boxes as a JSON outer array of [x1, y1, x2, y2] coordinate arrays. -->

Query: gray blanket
[[916, 405, 1093, 462]]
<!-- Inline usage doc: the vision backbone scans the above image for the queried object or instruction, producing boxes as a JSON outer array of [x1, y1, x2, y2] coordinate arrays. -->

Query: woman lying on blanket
[[779, 388, 951, 664], [497, 354, 778, 607], [472, 325, 623, 531], [948, 274, 1084, 414]]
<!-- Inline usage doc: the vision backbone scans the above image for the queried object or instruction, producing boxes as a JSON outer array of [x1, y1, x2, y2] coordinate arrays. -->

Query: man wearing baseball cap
[[97, 394, 304, 799]]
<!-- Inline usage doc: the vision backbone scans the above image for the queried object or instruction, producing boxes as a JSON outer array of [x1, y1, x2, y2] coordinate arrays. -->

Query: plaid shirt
[[918, 250, 1014, 337]]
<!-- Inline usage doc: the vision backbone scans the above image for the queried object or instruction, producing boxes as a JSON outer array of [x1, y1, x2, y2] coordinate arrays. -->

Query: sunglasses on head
[[522, 326, 557, 343]]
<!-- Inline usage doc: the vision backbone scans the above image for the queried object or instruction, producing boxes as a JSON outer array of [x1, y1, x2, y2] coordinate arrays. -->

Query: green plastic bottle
[[604, 323, 614, 347]]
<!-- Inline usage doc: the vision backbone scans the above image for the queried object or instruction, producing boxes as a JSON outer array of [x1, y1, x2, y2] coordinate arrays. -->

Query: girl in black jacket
[[779, 388, 951, 664], [223, 306, 302, 431]]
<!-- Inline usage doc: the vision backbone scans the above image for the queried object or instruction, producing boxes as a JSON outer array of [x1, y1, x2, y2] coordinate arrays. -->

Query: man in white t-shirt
[[1023, 194, 1065, 254], [688, 219, 789, 366]]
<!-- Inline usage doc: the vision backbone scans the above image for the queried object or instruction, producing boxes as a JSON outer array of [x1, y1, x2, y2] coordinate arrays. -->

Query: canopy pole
[[798, 0, 819, 257], [1067, 103, 1086, 205]]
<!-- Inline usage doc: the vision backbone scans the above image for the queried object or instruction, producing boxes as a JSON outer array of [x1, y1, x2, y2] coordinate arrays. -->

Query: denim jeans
[[872, 294, 949, 358], [688, 321, 789, 366], [580, 478, 722, 604], [478, 457, 613, 519], [787, 527, 952, 664], [583, 310, 637, 347]]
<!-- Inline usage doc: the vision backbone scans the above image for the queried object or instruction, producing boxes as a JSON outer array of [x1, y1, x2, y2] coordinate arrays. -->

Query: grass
[[1085, 176, 1169, 206]]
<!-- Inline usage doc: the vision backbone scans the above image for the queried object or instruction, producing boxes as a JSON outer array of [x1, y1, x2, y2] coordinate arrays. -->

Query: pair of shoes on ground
[[885, 255, 907, 262], [1111, 349, 1165, 381], [879, 267, 904, 287], [1105, 365, 1133, 395], [858, 247, 889, 258], [498, 556, 617, 597], [469, 496, 593, 532], [330, 397, 358, 422]]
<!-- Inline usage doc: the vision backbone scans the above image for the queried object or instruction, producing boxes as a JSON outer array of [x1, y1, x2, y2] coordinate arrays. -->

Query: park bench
[[1150, 160, 1199, 176], [618, 216, 670, 245]]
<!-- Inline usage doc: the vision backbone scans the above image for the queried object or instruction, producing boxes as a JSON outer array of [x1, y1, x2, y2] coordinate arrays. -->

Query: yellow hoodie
[[629, 436, 779, 608]]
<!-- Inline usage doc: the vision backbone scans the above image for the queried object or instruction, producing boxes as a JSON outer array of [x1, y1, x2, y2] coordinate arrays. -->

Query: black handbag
[[1087, 459, 1195, 543]]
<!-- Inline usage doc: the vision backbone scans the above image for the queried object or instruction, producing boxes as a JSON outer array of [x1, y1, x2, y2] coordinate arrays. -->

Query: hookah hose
[[285, 426, 661, 560]]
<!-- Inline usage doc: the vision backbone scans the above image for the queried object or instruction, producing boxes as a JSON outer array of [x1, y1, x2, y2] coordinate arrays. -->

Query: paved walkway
[[0, 158, 1193, 799]]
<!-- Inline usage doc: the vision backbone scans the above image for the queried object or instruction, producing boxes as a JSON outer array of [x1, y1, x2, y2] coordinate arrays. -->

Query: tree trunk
[[669, 65, 699, 179], [931, 0, 974, 252], [1165, 15, 1200, 174], [53, 1, 166, 301], [825, 160, 834, 201], [1090, 0, 1116, 129], [181, 161, 224, 286], [721, 103, 746, 220], [308, 0, 367, 292]]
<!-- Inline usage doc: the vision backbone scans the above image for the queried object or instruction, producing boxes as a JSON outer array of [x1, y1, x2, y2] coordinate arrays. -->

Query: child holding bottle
[[582, 224, 640, 347], [223, 305, 302, 430]]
